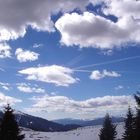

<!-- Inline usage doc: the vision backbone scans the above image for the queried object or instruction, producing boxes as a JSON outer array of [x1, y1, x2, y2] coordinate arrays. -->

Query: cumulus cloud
[[0, 92, 22, 106], [0, 43, 12, 58], [55, 0, 140, 49], [0, 0, 88, 41], [103, 0, 140, 19], [0, 0, 140, 50], [18, 65, 78, 87], [26, 95, 135, 118], [90, 69, 121, 80], [15, 48, 39, 63], [17, 83, 45, 93]]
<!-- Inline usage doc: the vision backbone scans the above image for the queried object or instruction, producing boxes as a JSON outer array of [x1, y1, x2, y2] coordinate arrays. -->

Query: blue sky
[[0, 0, 140, 120]]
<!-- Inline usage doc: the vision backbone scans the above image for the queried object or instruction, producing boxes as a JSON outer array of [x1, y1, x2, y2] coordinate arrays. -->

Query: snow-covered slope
[[23, 122, 124, 140]]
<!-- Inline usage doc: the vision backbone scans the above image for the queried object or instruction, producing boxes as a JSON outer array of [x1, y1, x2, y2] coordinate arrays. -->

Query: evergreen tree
[[122, 106, 134, 140], [133, 93, 140, 140], [99, 113, 117, 140], [0, 104, 24, 140]]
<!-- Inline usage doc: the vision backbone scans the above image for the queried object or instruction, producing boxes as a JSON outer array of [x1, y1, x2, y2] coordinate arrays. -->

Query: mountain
[[0, 111, 80, 132], [0, 110, 124, 132], [53, 116, 124, 126]]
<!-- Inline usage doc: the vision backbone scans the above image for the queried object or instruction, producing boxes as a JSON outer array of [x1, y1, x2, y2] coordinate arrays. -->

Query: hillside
[[23, 122, 124, 140], [53, 117, 124, 126], [0, 111, 80, 132]]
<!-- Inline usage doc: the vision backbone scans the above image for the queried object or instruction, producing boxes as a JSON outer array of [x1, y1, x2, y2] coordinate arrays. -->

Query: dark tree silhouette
[[133, 93, 140, 140], [122, 106, 134, 140], [99, 113, 117, 140], [0, 104, 24, 140]]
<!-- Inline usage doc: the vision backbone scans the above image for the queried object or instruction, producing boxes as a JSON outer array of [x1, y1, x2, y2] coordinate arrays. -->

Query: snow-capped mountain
[[0, 110, 124, 133], [53, 117, 124, 126], [0, 111, 80, 132]]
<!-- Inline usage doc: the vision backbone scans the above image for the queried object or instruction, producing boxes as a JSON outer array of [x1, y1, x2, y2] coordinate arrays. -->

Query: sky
[[0, 0, 140, 120]]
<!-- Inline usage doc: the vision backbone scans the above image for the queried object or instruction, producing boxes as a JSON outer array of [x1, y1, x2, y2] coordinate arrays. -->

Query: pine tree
[[122, 106, 134, 140], [0, 104, 24, 140], [133, 93, 140, 140], [99, 113, 117, 140]]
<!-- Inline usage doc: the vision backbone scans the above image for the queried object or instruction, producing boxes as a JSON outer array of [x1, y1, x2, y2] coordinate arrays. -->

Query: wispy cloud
[[115, 85, 124, 90], [33, 43, 43, 48], [0, 82, 11, 91], [66, 54, 84, 67], [74, 55, 140, 70], [17, 83, 45, 93]]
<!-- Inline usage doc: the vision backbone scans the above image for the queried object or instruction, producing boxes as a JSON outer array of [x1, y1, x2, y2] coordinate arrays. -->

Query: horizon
[[0, 0, 140, 120], [0, 108, 125, 121]]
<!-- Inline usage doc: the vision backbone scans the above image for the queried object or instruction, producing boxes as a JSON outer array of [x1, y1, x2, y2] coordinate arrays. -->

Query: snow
[[23, 123, 124, 140]]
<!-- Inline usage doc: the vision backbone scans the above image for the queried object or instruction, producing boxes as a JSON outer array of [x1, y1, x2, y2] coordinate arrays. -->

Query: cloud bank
[[26, 95, 135, 118]]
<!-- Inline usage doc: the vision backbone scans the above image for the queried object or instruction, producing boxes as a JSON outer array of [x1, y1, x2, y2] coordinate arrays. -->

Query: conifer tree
[[133, 93, 140, 140], [122, 106, 134, 140], [99, 113, 117, 140], [0, 104, 24, 140]]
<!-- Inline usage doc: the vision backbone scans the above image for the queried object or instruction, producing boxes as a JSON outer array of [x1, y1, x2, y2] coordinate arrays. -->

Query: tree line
[[99, 93, 140, 140]]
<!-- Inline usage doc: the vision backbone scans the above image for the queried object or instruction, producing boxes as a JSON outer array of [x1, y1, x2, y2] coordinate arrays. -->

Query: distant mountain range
[[53, 117, 124, 126], [0, 111, 80, 132], [0, 111, 124, 132]]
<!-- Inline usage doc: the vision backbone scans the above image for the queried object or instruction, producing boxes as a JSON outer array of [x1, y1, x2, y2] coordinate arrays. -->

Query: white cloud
[[26, 95, 135, 118], [0, 43, 12, 58], [18, 65, 78, 87], [103, 0, 140, 19], [33, 43, 43, 48], [90, 69, 121, 80], [0, 0, 88, 41], [0, 92, 22, 107], [17, 83, 45, 93], [55, 4, 140, 49], [102, 50, 113, 56], [0, 82, 11, 91], [0, 0, 140, 50], [50, 92, 57, 96], [15, 48, 39, 63], [1, 86, 9, 91], [115, 85, 124, 90]]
